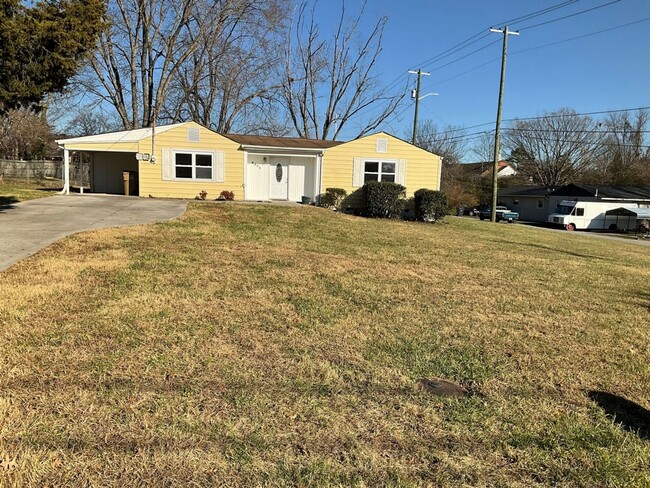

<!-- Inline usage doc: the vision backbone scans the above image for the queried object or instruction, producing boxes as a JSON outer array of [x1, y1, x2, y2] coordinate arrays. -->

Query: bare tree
[[84, 0, 213, 129], [470, 131, 496, 162], [0, 109, 53, 159], [598, 110, 648, 185], [160, 0, 291, 134], [281, 1, 403, 140], [64, 109, 120, 137], [413, 120, 467, 165], [503, 108, 605, 186]]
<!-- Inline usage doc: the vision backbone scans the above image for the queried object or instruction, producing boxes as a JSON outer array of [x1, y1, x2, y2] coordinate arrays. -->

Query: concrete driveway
[[0, 195, 187, 271]]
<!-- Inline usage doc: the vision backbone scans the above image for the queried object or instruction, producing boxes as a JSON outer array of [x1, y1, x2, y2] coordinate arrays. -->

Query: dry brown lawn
[[1, 203, 649, 486]]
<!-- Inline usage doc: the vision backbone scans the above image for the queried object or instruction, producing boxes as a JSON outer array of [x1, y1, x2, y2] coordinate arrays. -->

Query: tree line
[[414, 108, 650, 208]]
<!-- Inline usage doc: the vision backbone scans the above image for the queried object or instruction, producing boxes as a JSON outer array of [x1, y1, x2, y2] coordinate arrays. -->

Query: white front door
[[269, 162, 288, 200]]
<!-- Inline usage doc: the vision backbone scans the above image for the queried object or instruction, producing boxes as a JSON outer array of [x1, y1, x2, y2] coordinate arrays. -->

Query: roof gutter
[[239, 144, 327, 155], [600, 197, 650, 202]]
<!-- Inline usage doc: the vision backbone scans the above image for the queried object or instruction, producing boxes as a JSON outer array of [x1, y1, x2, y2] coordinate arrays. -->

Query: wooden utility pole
[[489, 26, 519, 223], [409, 69, 430, 145]]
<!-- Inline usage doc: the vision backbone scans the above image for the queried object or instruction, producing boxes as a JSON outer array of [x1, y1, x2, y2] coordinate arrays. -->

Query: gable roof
[[221, 133, 344, 149], [56, 122, 190, 145]]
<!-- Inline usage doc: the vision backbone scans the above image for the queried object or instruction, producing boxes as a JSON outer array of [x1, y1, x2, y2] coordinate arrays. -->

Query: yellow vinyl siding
[[321, 132, 441, 200], [137, 122, 243, 199]]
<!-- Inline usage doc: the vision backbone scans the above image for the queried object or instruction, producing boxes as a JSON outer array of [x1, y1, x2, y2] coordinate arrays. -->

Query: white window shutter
[[352, 157, 363, 187], [214, 151, 225, 182], [398, 159, 407, 186], [162, 149, 173, 181]]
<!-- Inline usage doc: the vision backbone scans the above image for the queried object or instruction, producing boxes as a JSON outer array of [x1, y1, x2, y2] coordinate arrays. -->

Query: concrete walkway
[[0, 195, 187, 271]]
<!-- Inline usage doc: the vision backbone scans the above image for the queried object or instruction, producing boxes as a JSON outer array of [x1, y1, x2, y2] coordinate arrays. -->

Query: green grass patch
[[0, 177, 61, 204]]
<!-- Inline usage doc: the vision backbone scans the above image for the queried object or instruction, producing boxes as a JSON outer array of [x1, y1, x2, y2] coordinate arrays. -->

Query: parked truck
[[547, 200, 639, 231], [479, 206, 519, 222]]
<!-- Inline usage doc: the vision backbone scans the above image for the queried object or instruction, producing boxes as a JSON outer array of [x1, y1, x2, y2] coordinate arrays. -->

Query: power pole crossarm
[[489, 26, 519, 223]]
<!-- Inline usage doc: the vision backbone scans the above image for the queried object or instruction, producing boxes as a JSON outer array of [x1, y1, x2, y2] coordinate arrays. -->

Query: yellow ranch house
[[56, 122, 441, 205]]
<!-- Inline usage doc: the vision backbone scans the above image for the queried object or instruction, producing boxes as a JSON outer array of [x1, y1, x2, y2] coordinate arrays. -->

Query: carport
[[605, 207, 650, 235], [56, 126, 163, 196]]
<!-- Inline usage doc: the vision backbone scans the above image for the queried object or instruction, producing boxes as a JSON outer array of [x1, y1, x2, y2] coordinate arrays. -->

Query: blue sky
[[318, 0, 650, 147]]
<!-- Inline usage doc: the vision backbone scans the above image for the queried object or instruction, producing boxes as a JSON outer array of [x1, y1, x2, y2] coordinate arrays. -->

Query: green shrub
[[362, 181, 406, 218], [414, 189, 448, 222], [320, 187, 347, 208]]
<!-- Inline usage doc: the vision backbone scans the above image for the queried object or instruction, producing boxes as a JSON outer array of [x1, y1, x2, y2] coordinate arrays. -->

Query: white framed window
[[364, 160, 397, 183], [174, 151, 213, 181]]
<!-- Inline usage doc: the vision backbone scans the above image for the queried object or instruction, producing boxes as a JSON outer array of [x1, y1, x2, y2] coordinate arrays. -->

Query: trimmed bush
[[362, 181, 406, 218], [219, 190, 235, 200], [414, 189, 448, 222], [320, 187, 347, 209]]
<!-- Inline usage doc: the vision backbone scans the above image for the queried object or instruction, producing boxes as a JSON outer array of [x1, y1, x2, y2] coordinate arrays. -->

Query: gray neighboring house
[[499, 184, 650, 222]]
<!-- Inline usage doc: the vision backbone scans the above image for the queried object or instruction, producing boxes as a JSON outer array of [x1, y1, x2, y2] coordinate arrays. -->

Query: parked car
[[479, 206, 519, 222]]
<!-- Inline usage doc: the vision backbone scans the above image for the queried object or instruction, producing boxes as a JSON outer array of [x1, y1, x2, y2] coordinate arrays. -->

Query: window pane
[[196, 154, 212, 167], [381, 174, 395, 183], [364, 173, 378, 183], [196, 167, 212, 180], [176, 153, 192, 166], [364, 161, 379, 173], [382, 162, 396, 174], [175, 166, 192, 178]]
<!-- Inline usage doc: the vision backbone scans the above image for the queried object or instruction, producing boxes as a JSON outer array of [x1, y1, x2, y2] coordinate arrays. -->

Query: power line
[[359, 0, 587, 116], [503, 131, 650, 149], [516, 0, 622, 31], [494, 0, 582, 26], [425, 39, 501, 73], [427, 16, 650, 93], [508, 128, 650, 134], [511, 17, 650, 56], [432, 106, 650, 138]]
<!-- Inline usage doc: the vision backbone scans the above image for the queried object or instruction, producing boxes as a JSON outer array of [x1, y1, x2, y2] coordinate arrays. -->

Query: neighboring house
[[460, 160, 516, 178], [55, 122, 441, 205], [499, 186, 556, 222], [499, 183, 650, 222]]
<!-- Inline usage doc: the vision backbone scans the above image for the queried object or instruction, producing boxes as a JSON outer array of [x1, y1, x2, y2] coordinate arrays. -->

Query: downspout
[[437, 156, 444, 191], [317, 152, 324, 204]]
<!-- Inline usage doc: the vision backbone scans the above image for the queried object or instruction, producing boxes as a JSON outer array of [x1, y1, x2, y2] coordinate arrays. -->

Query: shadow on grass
[[588, 390, 650, 440]]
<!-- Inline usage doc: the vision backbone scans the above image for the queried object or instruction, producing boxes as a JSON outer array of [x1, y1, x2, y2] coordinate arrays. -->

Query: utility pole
[[489, 26, 519, 223], [408, 69, 430, 145]]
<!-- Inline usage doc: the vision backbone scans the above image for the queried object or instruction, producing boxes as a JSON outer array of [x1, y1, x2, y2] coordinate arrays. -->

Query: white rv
[[547, 200, 639, 231]]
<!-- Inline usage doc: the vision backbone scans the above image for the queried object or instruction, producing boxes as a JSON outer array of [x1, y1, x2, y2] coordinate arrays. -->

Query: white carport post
[[61, 147, 70, 195]]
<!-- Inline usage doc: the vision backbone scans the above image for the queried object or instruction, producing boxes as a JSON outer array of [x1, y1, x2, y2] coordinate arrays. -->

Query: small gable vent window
[[188, 127, 200, 142], [376, 138, 388, 153]]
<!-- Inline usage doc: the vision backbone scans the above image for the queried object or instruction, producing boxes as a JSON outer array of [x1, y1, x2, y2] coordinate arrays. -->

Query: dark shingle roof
[[550, 184, 650, 200], [221, 133, 344, 149], [499, 186, 555, 197]]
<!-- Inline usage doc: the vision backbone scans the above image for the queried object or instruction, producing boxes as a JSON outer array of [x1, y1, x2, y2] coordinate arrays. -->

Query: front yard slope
[[1, 204, 649, 486]]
